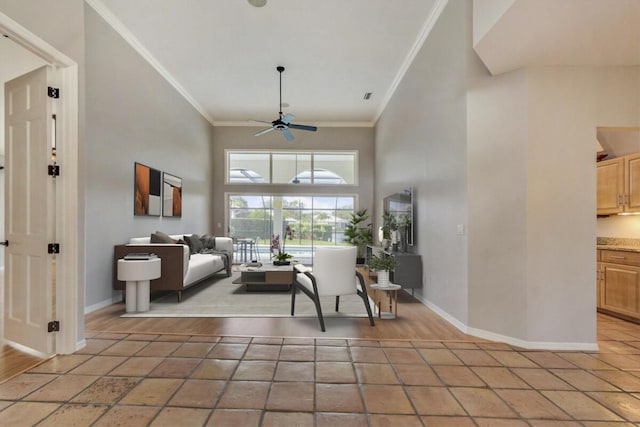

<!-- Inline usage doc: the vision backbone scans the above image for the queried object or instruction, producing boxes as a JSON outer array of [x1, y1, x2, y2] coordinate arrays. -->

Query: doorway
[[0, 18, 80, 356]]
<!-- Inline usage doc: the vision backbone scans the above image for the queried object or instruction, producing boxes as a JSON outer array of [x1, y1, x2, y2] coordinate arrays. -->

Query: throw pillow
[[184, 234, 204, 254], [200, 235, 216, 250], [150, 231, 176, 244]]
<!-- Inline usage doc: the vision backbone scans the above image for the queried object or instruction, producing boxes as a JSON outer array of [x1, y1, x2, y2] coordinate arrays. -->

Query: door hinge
[[48, 321, 60, 332], [47, 86, 60, 99], [48, 243, 60, 254], [48, 165, 60, 177]]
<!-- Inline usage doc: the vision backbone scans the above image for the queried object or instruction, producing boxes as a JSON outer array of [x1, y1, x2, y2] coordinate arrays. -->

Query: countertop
[[597, 237, 640, 253]]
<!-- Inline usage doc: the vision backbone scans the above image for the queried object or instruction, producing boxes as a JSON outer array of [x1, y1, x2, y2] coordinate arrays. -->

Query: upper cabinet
[[597, 153, 640, 215]]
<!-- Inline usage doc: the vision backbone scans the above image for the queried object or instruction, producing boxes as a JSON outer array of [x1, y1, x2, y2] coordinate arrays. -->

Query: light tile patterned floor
[[0, 324, 639, 426]]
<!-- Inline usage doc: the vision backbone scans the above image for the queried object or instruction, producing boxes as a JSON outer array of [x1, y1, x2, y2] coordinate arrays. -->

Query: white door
[[4, 66, 56, 355]]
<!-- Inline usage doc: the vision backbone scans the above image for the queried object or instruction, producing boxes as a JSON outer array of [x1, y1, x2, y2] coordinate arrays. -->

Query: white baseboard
[[411, 292, 599, 351], [84, 294, 122, 315]]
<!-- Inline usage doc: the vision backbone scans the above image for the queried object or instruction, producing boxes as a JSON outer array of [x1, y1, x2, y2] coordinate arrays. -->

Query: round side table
[[370, 283, 401, 319], [117, 258, 161, 312]]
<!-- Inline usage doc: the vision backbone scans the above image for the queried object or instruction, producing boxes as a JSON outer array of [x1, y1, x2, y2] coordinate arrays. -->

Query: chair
[[254, 236, 261, 260], [290, 246, 375, 332]]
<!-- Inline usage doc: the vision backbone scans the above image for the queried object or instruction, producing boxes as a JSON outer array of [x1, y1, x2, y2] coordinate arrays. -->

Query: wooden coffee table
[[232, 262, 294, 291]]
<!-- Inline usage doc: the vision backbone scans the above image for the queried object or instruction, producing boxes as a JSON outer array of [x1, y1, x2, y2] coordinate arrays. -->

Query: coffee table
[[232, 262, 294, 291]]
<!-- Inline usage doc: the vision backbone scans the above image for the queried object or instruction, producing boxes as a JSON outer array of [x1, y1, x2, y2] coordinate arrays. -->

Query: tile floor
[[0, 326, 639, 426]]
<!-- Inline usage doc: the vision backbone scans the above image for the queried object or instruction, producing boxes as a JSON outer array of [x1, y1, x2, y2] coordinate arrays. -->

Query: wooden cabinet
[[596, 250, 603, 308], [597, 153, 640, 215], [598, 249, 640, 322], [597, 158, 624, 214]]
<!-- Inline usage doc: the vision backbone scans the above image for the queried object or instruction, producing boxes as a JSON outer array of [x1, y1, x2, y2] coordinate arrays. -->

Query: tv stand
[[366, 245, 422, 292]]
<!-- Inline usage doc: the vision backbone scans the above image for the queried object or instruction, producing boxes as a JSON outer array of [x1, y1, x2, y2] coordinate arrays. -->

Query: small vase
[[377, 270, 390, 286]]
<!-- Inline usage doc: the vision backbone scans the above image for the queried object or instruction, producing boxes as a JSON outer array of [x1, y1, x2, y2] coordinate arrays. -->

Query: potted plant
[[343, 208, 373, 264], [381, 210, 397, 248], [366, 252, 397, 286], [273, 225, 294, 265]]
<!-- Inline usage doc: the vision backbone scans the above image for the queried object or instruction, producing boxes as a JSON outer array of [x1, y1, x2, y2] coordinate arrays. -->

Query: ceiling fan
[[253, 66, 317, 141]]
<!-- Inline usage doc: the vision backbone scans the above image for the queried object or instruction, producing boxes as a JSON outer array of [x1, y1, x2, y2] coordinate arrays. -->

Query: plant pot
[[273, 260, 291, 266], [377, 270, 390, 286]]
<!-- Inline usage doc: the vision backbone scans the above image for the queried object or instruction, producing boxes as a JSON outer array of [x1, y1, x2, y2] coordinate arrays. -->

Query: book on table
[[123, 253, 158, 261]]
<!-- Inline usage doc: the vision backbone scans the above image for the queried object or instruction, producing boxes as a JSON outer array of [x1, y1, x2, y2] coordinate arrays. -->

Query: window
[[226, 150, 357, 185], [228, 194, 356, 264]]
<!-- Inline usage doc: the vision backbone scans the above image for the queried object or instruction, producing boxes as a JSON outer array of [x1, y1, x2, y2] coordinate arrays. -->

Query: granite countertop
[[597, 237, 640, 252]]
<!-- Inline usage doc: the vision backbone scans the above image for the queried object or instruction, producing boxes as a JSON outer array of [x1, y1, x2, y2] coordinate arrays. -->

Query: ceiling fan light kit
[[247, 0, 267, 7], [252, 66, 318, 141]]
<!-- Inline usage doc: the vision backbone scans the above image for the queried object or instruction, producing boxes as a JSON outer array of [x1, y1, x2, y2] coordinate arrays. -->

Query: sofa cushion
[[184, 234, 204, 254], [151, 231, 176, 244], [200, 235, 216, 250]]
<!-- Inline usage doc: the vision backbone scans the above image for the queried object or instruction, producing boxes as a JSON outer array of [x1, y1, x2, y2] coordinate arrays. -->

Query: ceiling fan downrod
[[277, 65, 284, 119]]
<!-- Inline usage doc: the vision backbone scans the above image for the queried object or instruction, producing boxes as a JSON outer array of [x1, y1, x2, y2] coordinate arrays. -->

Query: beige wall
[[211, 126, 375, 237], [378, 0, 605, 348]]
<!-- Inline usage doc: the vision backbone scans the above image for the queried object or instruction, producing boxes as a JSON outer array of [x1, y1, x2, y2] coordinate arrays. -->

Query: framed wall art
[[162, 172, 182, 217], [134, 162, 161, 216]]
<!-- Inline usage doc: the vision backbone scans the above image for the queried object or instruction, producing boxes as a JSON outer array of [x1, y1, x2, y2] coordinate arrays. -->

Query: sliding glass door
[[228, 194, 355, 264]]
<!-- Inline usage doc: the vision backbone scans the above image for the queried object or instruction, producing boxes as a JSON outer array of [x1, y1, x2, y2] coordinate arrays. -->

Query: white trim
[[85, 295, 123, 315], [86, 0, 216, 125], [412, 292, 599, 351], [215, 120, 374, 128], [4, 339, 51, 359], [0, 12, 74, 67], [374, 0, 449, 123], [0, 14, 81, 355]]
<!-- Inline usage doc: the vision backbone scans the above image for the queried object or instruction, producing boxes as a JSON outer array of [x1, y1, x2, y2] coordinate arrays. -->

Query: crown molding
[[214, 120, 374, 128], [373, 0, 449, 124], [86, 0, 216, 126]]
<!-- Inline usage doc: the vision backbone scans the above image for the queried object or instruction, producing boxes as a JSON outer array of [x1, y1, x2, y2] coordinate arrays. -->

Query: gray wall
[[211, 126, 375, 237], [375, 0, 470, 323], [84, 7, 214, 310]]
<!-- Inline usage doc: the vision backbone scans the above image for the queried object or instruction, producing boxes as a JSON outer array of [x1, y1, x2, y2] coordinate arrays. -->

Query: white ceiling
[[2, 0, 638, 132], [474, 0, 640, 75], [89, 0, 443, 126]]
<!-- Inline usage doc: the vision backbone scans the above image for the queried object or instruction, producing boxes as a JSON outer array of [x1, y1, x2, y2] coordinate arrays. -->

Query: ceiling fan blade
[[282, 128, 295, 141], [255, 127, 275, 137], [281, 113, 295, 124], [289, 123, 318, 132], [250, 119, 274, 124]]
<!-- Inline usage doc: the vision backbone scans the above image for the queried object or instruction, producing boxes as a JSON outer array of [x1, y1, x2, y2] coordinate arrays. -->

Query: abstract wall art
[[134, 162, 161, 216], [162, 172, 182, 217]]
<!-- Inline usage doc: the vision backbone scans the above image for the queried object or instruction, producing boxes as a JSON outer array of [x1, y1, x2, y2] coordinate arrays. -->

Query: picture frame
[[162, 172, 182, 217], [134, 162, 162, 216]]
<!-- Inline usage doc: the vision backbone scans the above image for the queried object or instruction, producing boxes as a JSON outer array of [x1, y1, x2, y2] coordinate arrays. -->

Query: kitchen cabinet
[[596, 250, 603, 308], [597, 153, 640, 215], [598, 249, 640, 322]]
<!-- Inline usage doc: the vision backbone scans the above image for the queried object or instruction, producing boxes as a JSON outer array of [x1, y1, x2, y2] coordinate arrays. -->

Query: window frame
[[225, 149, 358, 186]]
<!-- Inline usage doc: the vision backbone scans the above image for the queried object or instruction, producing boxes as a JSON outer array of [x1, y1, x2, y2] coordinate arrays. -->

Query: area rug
[[121, 273, 375, 318]]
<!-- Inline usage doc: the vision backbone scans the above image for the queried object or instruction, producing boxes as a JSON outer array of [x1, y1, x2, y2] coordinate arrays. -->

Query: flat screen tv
[[383, 187, 414, 246]]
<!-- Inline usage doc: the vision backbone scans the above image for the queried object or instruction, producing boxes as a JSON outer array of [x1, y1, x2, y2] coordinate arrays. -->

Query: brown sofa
[[113, 234, 233, 301]]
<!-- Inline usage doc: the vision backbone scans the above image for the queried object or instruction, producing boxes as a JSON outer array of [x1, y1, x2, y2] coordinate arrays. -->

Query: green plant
[[343, 208, 373, 259], [381, 210, 397, 240], [272, 225, 294, 264], [366, 252, 397, 271]]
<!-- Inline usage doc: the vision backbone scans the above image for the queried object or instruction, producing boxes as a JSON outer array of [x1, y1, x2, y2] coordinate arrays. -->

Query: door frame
[[1, 12, 81, 355]]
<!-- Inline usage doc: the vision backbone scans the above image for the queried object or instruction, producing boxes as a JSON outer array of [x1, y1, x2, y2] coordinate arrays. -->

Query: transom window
[[226, 150, 357, 185]]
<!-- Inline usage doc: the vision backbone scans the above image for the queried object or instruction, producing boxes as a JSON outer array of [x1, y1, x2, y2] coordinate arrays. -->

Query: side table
[[117, 258, 161, 312], [370, 283, 401, 319]]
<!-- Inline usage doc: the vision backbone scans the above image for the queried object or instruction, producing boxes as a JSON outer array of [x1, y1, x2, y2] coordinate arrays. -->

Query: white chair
[[290, 246, 375, 332]]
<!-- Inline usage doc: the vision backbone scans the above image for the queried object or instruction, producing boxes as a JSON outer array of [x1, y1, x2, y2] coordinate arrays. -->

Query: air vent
[[363, 92, 372, 100]]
